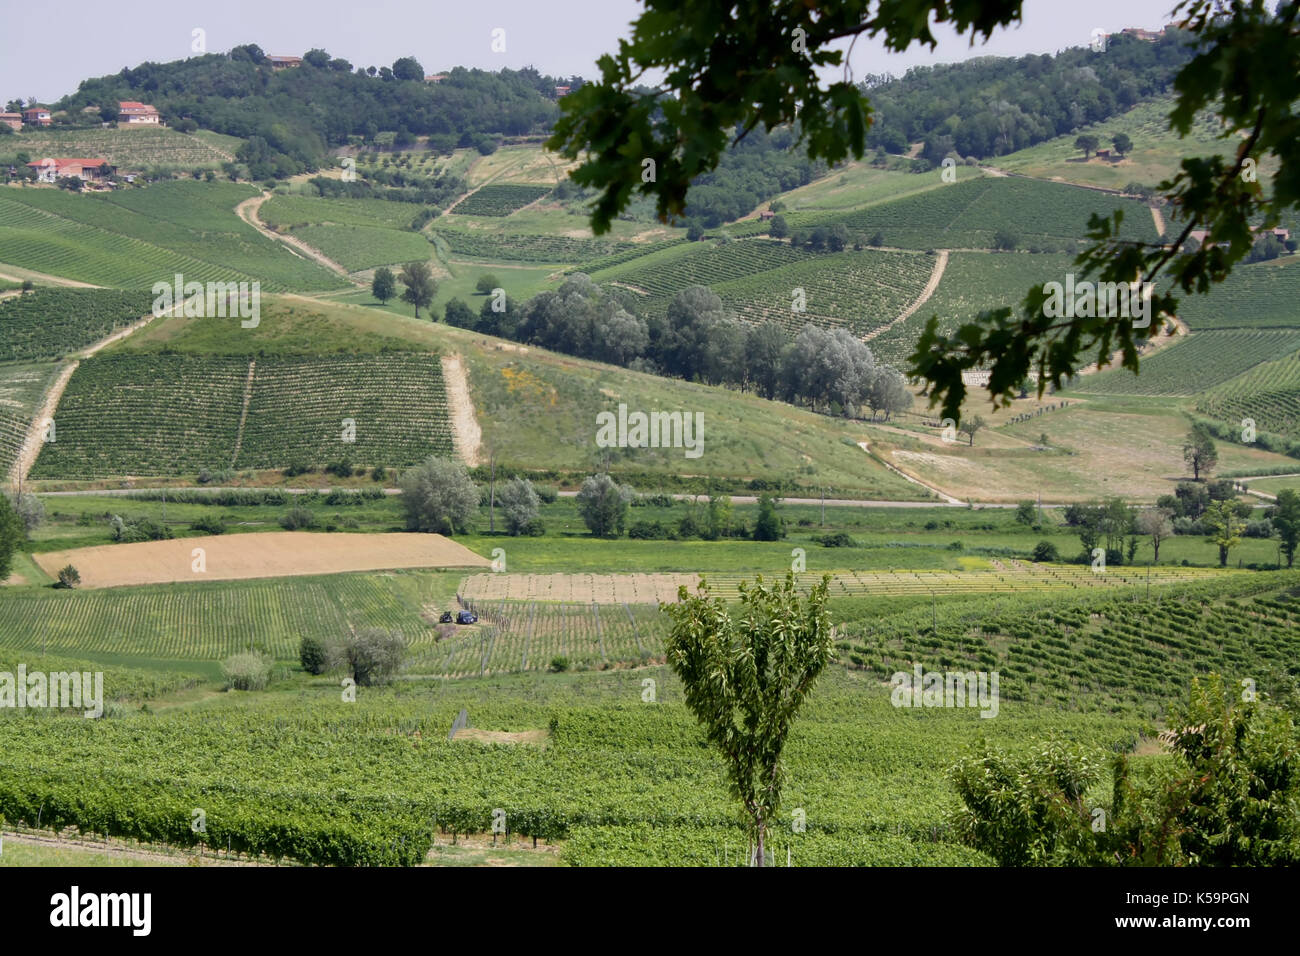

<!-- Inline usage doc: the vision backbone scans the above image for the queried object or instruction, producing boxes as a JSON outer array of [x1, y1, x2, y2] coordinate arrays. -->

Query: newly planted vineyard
[[0, 289, 153, 362], [452, 185, 552, 216]]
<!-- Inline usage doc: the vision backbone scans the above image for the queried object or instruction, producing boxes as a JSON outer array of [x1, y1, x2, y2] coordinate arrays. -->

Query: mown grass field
[[996, 96, 1236, 189]]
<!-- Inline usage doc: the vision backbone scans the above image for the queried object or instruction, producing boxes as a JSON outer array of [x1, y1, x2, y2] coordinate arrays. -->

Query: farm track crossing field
[[0, 361, 58, 478], [867, 252, 1075, 364], [0, 289, 153, 362], [33, 531, 489, 588], [290, 224, 434, 272], [29, 352, 454, 477], [1068, 329, 1300, 396], [451, 185, 552, 217], [1196, 350, 1300, 440], [0, 182, 346, 292]]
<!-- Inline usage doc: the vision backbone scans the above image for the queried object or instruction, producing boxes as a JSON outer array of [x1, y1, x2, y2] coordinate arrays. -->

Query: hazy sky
[[2, 0, 1184, 103]]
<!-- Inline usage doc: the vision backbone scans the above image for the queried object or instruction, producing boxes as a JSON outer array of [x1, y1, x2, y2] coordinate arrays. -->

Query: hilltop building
[[268, 55, 302, 70], [0, 113, 22, 132], [118, 101, 161, 125], [22, 107, 51, 127]]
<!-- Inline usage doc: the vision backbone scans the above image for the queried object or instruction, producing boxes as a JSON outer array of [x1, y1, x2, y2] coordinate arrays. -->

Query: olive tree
[[399, 457, 479, 534], [576, 473, 633, 537], [498, 477, 542, 535]]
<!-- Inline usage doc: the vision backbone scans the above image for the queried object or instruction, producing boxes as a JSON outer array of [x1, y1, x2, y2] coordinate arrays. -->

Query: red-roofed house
[[0, 113, 21, 132], [425, 74, 448, 84], [119, 101, 161, 125], [22, 108, 51, 127], [268, 55, 302, 70], [27, 158, 114, 183]]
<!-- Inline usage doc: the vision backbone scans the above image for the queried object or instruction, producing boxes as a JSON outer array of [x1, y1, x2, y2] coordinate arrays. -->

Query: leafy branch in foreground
[[546, 0, 1025, 234], [664, 573, 834, 866], [913, 0, 1300, 420], [552, 0, 1298, 421]]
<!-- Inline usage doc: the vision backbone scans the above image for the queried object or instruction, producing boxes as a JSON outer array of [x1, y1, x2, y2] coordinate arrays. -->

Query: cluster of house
[[1186, 226, 1292, 251], [1, 100, 160, 132]]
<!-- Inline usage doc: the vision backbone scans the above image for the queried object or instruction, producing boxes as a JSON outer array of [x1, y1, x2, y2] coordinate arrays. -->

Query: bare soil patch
[[34, 531, 489, 588]]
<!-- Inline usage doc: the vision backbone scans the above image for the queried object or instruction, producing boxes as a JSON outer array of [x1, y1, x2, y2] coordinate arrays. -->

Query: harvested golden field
[[35, 531, 489, 588]]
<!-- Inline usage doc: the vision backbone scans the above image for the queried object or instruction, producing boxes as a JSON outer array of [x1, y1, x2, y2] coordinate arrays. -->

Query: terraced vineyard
[[791, 175, 1161, 249], [451, 184, 552, 216], [431, 227, 639, 263], [259, 194, 423, 231], [290, 224, 434, 272], [0, 182, 345, 292], [0, 289, 153, 362], [28, 352, 453, 477], [28, 353, 248, 478], [1174, 259, 1300, 329], [1197, 350, 1300, 440], [235, 354, 453, 469], [12, 127, 235, 170], [1069, 329, 1300, 396], [837, 573, 1300, 717], [714, 250, 934, 335], [419, 601, 668, 676]]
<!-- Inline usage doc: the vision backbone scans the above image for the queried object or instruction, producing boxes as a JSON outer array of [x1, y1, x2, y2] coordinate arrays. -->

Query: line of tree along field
[[438, 274, 913, 420]]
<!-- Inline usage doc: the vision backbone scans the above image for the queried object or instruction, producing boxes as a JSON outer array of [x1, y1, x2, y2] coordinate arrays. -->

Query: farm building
[[118, 101, 161, 125], [0, 113, 21, 132], [26, 158, 114, 183], [22, 108, 51, 127], [268, 55, 302, 70], [425, 74, 448, 83]]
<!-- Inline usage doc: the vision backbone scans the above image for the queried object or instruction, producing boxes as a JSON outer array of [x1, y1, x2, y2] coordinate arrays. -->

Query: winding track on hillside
[[233, 191, 359, 282], [864, 249, 949, 342], [7, 301, 193, 490]]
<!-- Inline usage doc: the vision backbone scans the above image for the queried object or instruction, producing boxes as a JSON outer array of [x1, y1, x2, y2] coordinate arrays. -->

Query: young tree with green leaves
[[371, 266, 396, 305], [1203, 499, 1244, 567], [753, 493, 784, 541], [399, 261, 436, 319], [0, 494, 22, 582], [959, 414, 986, 446], [1073, 134, 1100, 160], [665, 573, 835, 866], [1111, 132, 1133, 157], [1183, 423, 1219, 481], [1270, 488, 1300, 568]]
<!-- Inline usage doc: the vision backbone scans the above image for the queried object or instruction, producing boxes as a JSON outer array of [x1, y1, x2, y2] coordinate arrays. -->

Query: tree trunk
[[754, 816, 766, 867]]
